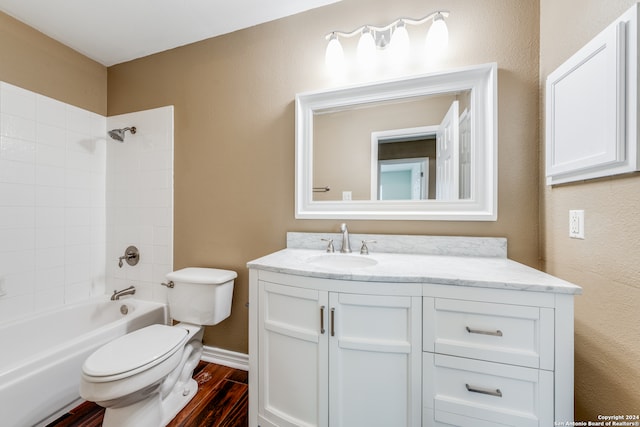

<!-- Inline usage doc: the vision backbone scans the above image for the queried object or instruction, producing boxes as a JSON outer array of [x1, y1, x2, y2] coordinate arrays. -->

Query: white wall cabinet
[[249, 268, 575, 427], [252, 271, 422, 427], [545, 4, 640, 184]]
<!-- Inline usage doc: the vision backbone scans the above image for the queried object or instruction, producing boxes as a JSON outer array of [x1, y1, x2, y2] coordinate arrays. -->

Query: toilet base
[[161, 377, 198, 425], [101, 378, 198, 427]]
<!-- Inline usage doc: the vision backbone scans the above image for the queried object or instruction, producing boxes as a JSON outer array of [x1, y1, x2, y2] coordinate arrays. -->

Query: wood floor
[[47, 362, 248, 427]]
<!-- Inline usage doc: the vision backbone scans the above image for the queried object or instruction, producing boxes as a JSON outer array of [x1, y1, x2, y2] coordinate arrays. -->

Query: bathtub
[[0, 296, 167, 427]]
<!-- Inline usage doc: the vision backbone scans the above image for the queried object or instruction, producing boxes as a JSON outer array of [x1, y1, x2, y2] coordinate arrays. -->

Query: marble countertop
[[247, 246, 582, 295]]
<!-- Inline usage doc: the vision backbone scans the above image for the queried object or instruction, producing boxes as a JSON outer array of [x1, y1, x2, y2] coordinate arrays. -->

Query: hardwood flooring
[[47, 362, 248, 427]]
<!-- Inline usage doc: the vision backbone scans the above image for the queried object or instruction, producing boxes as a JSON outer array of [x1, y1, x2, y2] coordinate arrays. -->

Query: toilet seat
[[83, 324, 189, 382]]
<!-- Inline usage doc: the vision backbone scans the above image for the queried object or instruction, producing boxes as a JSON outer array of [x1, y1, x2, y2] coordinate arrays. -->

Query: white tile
[[0, 113, 36, 141], [36, 165, 65, 187], [35, 266, 65, 290], [34, 288, 64, 312], [64, 188, 93, 207], [1, 270, 35, 297], [140, 149, 171, 171], [35, 247, 65, 270], [0, 136, 36, 163], [64, 207, 93, 227], [0, 159, 35, 185], [66, 146, 96, 171], [36, 227, 65, 249], [37, 123, 66, 147], [65, 168, 93, 189], [0, 206, 35, 229], [65, 281, 91, 303], [36, 95, 67, 127], [66, 260, 92, 285], [0, 228, 35, 252], [139, 169, 170, 190], [0, 183, 35, 206], [35, 185, 64, 207], [0, 249, 35, 275], [35, 143, 65, 167], [153, 226, 171, 246], [67, 105, 95, 135], [65, 226, 92, 246], [35, 207, 64, 228], [1, 83, 36, 119], [153, 263, 173, 284], [153, 245, 170, 265]]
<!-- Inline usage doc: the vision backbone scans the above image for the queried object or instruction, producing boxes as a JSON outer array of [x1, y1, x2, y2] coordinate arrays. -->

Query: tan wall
[[540, 0, 640, 419], [107, 0, 540, 354], [0, 12, 106, 115]]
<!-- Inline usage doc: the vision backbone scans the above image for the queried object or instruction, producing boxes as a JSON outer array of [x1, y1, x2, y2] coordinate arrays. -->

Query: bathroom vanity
[[247, 233, 581, 427]]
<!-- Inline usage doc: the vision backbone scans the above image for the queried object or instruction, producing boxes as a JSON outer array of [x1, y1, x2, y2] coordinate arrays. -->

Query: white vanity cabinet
[[421, 284, 573, 426], [250, 270, 422, 427], [248, 240, 580, 427]]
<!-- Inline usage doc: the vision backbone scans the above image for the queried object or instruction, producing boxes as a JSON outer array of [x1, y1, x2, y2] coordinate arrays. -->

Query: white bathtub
[[0, 296, 167, 427]]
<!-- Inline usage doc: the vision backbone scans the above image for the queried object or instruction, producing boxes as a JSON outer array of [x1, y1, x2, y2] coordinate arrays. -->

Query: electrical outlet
[[569, 210, 585, 239], [342, 191, 352, 201]]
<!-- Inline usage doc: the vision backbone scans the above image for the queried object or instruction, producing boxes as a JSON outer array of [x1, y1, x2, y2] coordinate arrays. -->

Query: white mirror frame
[[295, 63, 498, 220]]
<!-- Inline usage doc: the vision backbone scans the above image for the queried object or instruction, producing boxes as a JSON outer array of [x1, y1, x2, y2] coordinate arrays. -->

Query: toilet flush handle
[[161, 281, 174, 288]]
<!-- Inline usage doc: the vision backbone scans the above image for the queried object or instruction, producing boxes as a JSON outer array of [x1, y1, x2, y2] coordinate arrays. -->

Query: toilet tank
[[165, 267, 237, 325]]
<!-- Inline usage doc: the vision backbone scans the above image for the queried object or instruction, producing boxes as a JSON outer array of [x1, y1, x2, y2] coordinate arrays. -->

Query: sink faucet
[[111, 285, 136, 301], [340, 223, 352, 253]]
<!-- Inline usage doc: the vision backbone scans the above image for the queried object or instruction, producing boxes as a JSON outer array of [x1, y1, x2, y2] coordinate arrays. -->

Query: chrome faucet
[[111, 285, 136, 301], [340, 223, 352, 253]]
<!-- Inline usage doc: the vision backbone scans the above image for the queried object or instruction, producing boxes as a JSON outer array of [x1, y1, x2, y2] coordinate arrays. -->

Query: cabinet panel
[[258, 281, 328, 427], [424, 298, 553, 369], [545, 4, 640, 184], [423, 353, 553, 427], [330, 294, 421, 427]]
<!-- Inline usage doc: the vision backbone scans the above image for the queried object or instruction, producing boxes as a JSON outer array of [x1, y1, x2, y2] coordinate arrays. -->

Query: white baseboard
[[201, 345, 249, 371]]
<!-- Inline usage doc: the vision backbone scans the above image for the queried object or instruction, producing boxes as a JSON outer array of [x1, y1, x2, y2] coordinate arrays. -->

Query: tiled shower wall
[[106, 107, 174, 303], [0, 82, 173, 323]]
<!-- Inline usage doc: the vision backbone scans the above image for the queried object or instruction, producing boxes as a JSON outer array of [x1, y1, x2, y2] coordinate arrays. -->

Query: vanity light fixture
[[325, 10, 450, 73]]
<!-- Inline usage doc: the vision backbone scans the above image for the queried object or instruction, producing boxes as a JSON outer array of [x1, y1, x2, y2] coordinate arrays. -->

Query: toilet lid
[[83, 324, 188, 378]]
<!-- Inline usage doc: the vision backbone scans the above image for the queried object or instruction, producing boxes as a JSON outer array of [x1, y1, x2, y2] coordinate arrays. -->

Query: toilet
[[79, 267, 236, 427]]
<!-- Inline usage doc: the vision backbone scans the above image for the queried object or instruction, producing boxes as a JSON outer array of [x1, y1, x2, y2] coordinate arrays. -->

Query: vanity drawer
[[423, 298, 554, 369], [422, 353, 553, 427]]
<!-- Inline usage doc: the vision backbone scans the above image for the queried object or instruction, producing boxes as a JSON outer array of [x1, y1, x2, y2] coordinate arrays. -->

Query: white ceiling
[[0, 0, 340, 66]]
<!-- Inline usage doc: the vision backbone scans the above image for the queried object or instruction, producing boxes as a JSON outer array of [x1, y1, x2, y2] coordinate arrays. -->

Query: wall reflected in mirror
[[312, 90, 471, 202]]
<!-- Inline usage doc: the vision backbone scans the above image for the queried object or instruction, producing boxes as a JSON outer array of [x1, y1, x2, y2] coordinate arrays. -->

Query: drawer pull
[[465, 383, 503, 398], [320, 306, 326, 334], [466, 326, 503, 337]]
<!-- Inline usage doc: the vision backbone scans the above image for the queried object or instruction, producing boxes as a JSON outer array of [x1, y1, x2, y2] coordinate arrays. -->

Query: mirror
[[295, 63, 497, 220]]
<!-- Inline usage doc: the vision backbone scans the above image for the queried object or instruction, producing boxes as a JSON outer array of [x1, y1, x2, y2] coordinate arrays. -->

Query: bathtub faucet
[[111, 285, 136, 301]]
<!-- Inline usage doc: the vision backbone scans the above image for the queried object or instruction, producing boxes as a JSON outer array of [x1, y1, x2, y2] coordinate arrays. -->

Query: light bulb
[[425, 13, 449, 57], [325, 34, 345, 76], [357, 28, 377, 68], [390, 22, 410, 64]]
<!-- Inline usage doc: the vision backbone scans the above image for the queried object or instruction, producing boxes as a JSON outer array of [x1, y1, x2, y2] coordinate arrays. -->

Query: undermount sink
[[306, 254, 378, 269]]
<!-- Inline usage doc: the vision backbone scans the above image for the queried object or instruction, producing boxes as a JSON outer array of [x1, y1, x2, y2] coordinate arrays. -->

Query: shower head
[[108, 126, 137, 142]]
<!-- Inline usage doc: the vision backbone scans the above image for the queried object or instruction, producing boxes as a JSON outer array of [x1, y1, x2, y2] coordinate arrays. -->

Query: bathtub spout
[[111, 286, 136, 301]]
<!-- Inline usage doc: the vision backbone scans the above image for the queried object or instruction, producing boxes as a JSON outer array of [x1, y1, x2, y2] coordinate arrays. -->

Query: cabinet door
[[329, 293, 422, 427], [258, 281, 329, 427]]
